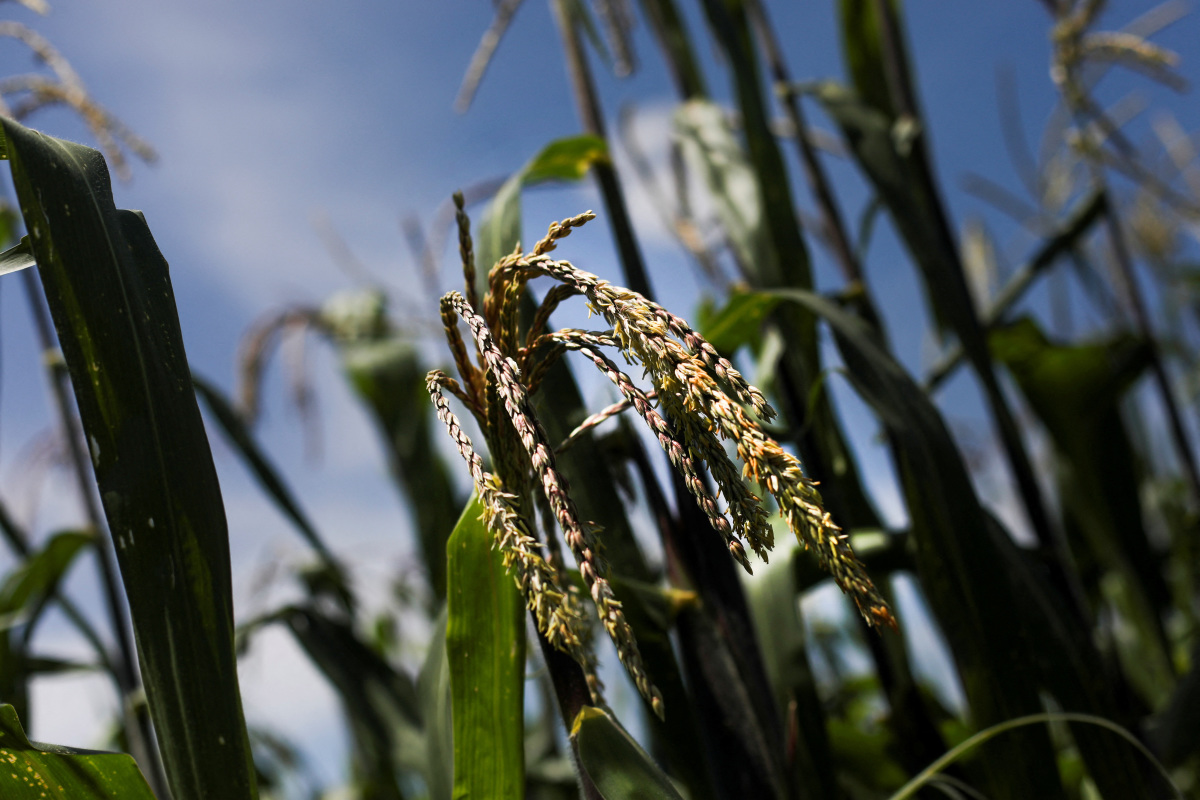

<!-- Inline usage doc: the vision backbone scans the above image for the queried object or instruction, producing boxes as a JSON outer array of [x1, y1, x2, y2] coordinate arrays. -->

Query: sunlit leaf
[[0, 704, 155, 799], [476, 134, 608, 279], [674, 99, 776, 278], [446, 496, 524, 799]]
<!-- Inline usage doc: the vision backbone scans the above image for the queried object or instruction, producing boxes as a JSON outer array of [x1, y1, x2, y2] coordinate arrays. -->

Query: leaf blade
[[446, 496, 525, 799], [0, 118, 257, 799], [0, 704, 155, 799]]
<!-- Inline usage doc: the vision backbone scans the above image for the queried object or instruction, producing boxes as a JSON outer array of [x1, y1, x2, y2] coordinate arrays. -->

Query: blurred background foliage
[[0, 0, 1199, 798]]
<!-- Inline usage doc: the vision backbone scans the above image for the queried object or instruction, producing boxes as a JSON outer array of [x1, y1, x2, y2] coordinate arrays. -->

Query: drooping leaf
[[697, 289, 780, 354], [571, 706, 685, 800], [0, 704, 155, 799], [0, 528, 96, 725], [675, 99, 776, 279], [0, 530, 94, 624], [446, 495, 525, 800], [0, 117, 257, 799], [990, 319, 1172, 703]]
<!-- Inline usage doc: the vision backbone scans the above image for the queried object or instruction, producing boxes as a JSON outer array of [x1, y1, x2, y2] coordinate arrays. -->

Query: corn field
[[0, 0, 1197, 798]]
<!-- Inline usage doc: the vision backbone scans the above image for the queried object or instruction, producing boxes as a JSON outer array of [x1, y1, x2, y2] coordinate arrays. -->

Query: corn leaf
[[475, 134, 607, 282], [0, 704, 155, 799], [446, 495, 525, 799], [0, 530, 93, 625], [743, 547, 840, 800], [192, 375, 353, 607], [0, 235, 34, 277], [0, 117, 257, 799], [675, 99, 777, 280], [571, 706, 684, 800]]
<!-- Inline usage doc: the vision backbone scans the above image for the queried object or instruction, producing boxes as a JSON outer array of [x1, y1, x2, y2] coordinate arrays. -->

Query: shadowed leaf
[[0, 117, 257, 799], [571, 706, 684, 800]]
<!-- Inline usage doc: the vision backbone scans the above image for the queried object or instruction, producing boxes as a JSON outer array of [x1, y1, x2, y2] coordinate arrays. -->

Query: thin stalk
[[534, 630, 603, 800], [21, 269, 170, 799], [1101, 202, 1200, 506], [636, 0, 707, 99], [549, 0, 656, 300], [746, 0, 861, 287]]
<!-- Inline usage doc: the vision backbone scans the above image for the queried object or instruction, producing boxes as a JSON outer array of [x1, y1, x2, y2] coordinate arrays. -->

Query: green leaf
[[475, 134, 608, 278], [446, 495, 525, 800], [192, 376, 335, 561], [523, 135, 609, 185], [416, 610, 453, 800], [839, 0, 899, 117], [0, 118, 257, 799], [0, 704, 155, 799], [743, 546, 840, 800], [697, 289, 780, 354], [988, 514, 1154, 798], [888, 712, 1182, 800], [571, 706, 684, 800], [990, 320, 1173, 703], [0, 530, 93, 619]]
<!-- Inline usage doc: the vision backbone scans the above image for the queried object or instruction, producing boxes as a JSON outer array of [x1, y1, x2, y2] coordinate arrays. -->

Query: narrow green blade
[[0, 118, 256, 799], [0, 530, 94, 621], [446, 496, 525, 800], [0, 235, 34, 277], [0, 704, 154, 799], [192, 374, 353, 609]]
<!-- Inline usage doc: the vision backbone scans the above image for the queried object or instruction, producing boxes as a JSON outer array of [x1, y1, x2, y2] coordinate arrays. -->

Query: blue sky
[[1, 0, 1197, 791]]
